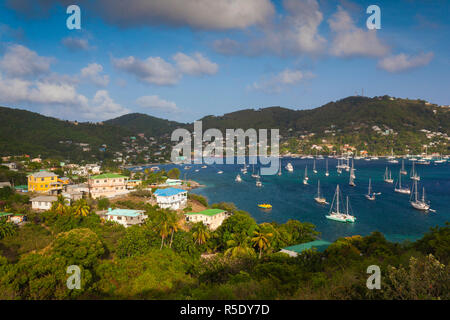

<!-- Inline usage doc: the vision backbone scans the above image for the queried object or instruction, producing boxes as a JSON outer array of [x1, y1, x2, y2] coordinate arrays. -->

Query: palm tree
[[72, 199, 90, 217], [225, 232, 254, 258], [192, 223, 210, 246], [251, 230, 273, 259], [167, 211, 181, 248], [52, 195, 69, 215], [156, 220, 170, 250]]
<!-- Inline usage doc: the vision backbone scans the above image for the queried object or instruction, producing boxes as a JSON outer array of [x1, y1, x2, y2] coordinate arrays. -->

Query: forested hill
[[195, 96, 450, 135], [104, 113, 184, 138], [1, 96, 449, 159], [0, 106, 132, 160]]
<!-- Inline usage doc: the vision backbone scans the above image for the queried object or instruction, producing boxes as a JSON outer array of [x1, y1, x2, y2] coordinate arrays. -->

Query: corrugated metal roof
[[154, 188, 186, 197]]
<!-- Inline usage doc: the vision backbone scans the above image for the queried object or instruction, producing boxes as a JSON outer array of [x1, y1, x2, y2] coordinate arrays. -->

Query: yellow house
[[28, 171, 62, 193]]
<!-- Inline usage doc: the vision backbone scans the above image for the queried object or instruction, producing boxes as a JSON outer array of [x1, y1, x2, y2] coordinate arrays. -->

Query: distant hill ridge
[[0, 96, 448, 158]]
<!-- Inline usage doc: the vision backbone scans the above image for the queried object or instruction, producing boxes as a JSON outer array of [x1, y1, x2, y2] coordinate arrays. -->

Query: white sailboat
[[410, 161, 420, 181], [277, 164, 282, 176], [384, 167, 394, 183], [349, 162, 356, 187], [251, 164, 260, 178], [256, 178, 262, 187], [365, 178, 376, 201], [325, 159, 329, 176], [235, 174, 242, 182], [303, 166, 309, 185], [394, 171, 410, 194], [400, 159, 407, 175], [326, 185, 356, 223], [313, 159, 318, 174], [314, 180, 327, 204], [217, 170, 223, 174], [410, 180, 430, 211], [286, 162, 294, 172]]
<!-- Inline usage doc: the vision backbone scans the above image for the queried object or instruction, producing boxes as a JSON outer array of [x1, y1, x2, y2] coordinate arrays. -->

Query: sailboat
[[241, 162, 247, 174], [235, 174, 242, 182], [400, 159, 407, 175], [410, 180, 430, 211], [326, 185, 356, 223], [256, 178, 262, 187], [313, 159, 317, 174], [410, 161, 420, 181], [325, 159, 329, 176], [349, 162, 356, 187], [345, 158, 350, 172], [388, 149, 398, 163], [286, 162, 294, 172], [394, 171, 410, 194], [277, 164, 282, 176], [303, 166, 309, 185], [251, 164, 260, 178], [365, 178, 376, 201], [314, 180, 327, 204], [384, 167, 394, 183]]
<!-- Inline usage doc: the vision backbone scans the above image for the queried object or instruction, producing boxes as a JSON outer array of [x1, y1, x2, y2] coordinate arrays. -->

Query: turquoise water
[[140, 158, 450, 243]]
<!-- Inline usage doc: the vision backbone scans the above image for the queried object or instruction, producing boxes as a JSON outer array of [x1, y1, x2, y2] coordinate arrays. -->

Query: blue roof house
[[153, 188, 188, 210]]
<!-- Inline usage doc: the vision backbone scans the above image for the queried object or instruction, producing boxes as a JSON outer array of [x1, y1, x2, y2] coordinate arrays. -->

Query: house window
[[41, 178, 44, 181]]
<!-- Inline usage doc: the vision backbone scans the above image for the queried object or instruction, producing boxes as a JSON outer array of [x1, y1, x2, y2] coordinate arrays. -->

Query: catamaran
[[365, 178, 376, 201], [394, 171, 410, 194], [286, 162, 294, 172], [384, 167, 394, 183], [410, 180, 430, 211], [326, 185, 356, 223], [314, 180, 327, 204], [313, 159, 318, 174], [235, 174, 242, 182], [325, 159, 329, 176], [400, 159, 407, 175], [410, 161, 420, 181]]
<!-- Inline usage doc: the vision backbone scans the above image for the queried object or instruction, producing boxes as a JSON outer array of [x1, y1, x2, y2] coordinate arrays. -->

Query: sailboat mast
[[346, 196, 349, 214], [336, 185, 339, 213], [422, 187, 425, 203], [317, 180, 320, 197]]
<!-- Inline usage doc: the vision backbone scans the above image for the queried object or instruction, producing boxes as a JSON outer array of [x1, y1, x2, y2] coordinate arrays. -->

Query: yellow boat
[[258, 204, 272, 209]]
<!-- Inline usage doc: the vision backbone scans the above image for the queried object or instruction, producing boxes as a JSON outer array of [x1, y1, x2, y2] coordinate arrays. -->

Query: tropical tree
[[166, 211, 181, 248], [251, 230, 273, 259], [224, 232, 254, 258], [192, 222, 210, 246], [72, 199, 90, 217], [154, 218, 170, 250], [51, 195, 69, 215]]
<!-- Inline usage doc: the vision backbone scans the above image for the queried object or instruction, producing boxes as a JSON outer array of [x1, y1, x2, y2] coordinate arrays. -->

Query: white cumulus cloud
[[136, 95, 179, 113], [328, 6, 389, 58], [173, 52, 218, 76], [378, 52, 434, 73], [251, 69, 314, 93], [0, 44, 52, 77], [80, 63, 109, 87]]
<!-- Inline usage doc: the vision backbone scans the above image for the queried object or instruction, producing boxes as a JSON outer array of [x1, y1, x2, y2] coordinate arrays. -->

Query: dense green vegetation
[[0, 190, 448, 299]]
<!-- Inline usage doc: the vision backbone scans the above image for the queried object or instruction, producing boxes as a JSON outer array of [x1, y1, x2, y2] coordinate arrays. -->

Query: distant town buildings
[[27, 171, 62, 193], [30, 195, 58, 210]]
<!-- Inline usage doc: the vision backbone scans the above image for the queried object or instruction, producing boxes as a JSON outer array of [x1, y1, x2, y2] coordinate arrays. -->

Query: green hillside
[[104, 113, 184, 138], [0, 106, 132, 161]]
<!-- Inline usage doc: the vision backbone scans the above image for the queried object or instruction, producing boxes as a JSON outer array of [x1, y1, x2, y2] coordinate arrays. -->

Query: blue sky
[[0, 0, 448, 123]]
